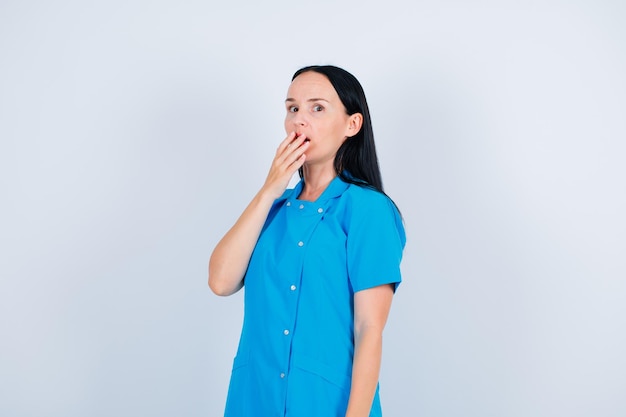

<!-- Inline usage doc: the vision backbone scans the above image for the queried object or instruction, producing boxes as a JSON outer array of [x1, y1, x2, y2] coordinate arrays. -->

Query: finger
[[286, 133, 307, 152], [276, 131, 297, 155], [277, 133, 307, 163], [285, 140, 309, 168], [287, 151, 307, 173]]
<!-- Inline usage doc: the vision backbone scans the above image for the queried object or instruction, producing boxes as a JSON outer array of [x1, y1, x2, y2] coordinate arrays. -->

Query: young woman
[[209, 65, 406, 417]]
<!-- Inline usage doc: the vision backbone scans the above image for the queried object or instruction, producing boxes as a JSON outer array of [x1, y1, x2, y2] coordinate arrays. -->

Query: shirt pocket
[[292, 353, 351, 392], [287, 354, 352, 416], [231, 353, 248, 371], [224, 353, 250, 416]]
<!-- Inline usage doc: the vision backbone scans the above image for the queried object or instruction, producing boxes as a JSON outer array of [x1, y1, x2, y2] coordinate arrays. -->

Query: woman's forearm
[[208, 190, 276, 296], [345, 325, 383, 417]]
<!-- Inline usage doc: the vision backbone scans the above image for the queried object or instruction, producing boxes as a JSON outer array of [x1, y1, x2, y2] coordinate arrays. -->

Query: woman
[[209, 65, 406, 417]]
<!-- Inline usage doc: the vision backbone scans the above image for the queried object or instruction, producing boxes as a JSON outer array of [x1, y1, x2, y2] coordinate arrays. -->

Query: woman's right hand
[[261, 131, 310, 199]]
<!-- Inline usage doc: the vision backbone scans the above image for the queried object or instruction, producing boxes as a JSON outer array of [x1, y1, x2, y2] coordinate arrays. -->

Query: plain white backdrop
[[1, 1, 624, 416]]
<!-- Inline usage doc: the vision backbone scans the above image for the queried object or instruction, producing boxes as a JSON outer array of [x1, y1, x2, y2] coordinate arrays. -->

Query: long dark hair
[[292, 65, 384, 193]]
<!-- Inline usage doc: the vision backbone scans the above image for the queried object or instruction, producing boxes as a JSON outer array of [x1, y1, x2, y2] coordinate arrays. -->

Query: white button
[[286, 201, 291, 206], [299, 204, 304, 209], [280, 372, 285, 378], [298, 241, 304, 247], [290, 285, 296, 291], [283, 329, 290, 335], [317, 208, 323, 213]]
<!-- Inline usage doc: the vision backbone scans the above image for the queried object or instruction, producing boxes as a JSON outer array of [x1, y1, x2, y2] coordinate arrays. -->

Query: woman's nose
[[291, 112, 307, 126]]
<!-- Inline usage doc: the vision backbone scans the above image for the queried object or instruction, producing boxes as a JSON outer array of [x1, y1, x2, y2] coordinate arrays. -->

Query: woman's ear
[[346, 113, 363, 138]]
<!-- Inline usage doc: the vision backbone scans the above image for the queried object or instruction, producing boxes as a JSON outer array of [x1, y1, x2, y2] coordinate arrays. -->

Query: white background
[[1, 1, 624, 416]]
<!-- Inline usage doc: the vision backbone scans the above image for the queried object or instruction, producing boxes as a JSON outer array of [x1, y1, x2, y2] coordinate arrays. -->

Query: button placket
[[279, 196, 330, 400]]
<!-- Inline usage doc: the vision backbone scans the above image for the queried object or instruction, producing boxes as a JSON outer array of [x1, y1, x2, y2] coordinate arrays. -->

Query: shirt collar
[[286, 174, 350, 203]]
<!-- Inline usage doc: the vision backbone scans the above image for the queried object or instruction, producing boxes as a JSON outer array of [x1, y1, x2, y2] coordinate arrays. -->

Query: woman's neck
[[299, 164, 337, 202]]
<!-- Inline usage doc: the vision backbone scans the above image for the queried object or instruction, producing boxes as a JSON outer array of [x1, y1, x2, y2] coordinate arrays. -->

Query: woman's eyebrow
[[285, 98, 330, 103]]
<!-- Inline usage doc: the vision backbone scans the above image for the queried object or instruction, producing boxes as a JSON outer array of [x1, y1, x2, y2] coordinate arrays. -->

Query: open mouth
[[296, 132, 310, 143]]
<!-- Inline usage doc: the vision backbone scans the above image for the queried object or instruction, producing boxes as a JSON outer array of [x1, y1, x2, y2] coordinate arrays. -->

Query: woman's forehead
[[286, 72, 338, 101]]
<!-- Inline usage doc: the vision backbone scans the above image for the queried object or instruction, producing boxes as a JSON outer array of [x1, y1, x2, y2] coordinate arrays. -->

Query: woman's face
[[284, 71, 360, 168]]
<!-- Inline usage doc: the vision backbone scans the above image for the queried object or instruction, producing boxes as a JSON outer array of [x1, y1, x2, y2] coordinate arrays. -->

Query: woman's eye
[[288, 106, 298, 113], [312, 105, 324, 112]]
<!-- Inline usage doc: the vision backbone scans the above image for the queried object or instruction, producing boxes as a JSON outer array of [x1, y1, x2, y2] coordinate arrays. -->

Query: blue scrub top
[[224, 175, 406, 417]]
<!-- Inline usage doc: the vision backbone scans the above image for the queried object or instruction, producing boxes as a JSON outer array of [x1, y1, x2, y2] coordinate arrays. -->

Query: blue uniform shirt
[[224, 175, 406, 417]]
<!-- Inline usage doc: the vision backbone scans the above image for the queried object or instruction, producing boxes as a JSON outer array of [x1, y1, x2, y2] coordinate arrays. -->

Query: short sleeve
[[346, 190, 406, 293]]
